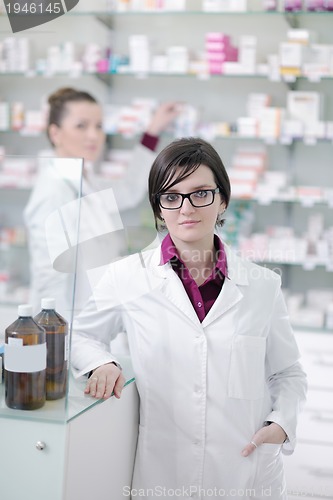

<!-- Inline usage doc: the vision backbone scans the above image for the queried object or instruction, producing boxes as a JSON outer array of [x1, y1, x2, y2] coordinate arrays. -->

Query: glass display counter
[[0, 156, 139, 500]]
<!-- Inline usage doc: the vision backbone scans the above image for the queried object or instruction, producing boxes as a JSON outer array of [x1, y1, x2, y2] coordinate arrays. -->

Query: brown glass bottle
[[5, 304, 46, 410], [34, 298, 68, 400]]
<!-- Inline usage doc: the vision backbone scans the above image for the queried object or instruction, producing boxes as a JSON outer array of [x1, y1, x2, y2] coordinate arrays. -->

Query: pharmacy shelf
[[105, 136, 333, 147], [204, 135, 333, 144], [113, 72, 332, 78], [1, 4, 332, 341], [0, 244, 26, 251], [70, 10, 332, 34], [64, 10, 333, 16], [0, 184, 34, 190], [101, 73, 333, 82], [233, 196, 333, 207], [3, 72, 333, 83], [0, 299, 27, 308], [251, 258, 333, 270], [0, 72, 285, 79], [1, 10, 333, 16], [2, 129, 333, 144], [293, 325, 333, 334], [0, 71, 109, 77], [0, 130, 44, 137]]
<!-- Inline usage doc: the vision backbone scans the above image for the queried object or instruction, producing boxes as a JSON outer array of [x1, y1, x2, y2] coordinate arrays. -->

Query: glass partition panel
[[0, 155, 82, 500], [0, 154, 135, 427], [0, 155, 83, 423]]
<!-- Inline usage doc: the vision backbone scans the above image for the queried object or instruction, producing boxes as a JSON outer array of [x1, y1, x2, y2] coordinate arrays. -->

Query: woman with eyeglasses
[[72, 137, 307, 499]]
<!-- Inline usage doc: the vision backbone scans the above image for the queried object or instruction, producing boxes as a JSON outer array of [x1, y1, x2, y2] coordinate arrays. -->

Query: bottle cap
[[18, 304, 33, 317], [41, 297, 56, 310]]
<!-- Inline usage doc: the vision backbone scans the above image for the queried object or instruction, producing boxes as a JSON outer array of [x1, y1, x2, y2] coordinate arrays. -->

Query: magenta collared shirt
[[160, 234, 228, 322]]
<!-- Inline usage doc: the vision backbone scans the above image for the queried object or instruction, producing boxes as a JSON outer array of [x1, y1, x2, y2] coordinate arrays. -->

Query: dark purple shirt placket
[[160, 234, 228, 322]]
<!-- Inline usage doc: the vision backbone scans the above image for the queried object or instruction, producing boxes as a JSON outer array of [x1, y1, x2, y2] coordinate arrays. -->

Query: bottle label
[[4, 342, 47, 373]]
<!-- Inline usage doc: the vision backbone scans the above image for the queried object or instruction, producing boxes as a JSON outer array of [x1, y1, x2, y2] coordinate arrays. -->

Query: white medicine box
[[287, 91, 322, 124]]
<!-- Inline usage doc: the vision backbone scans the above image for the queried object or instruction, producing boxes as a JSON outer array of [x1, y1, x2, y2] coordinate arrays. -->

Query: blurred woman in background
[[24, 87, 180, 318]]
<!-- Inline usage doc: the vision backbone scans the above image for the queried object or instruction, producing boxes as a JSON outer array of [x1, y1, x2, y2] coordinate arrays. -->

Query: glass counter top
[[0, 355, 135, 424]]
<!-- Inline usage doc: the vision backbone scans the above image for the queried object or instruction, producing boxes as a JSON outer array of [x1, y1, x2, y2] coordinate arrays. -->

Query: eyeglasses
[[157, 188, 220, 210]]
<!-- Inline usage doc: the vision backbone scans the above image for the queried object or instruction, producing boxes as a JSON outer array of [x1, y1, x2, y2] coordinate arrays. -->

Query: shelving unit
[[104, 6, 333, 332], [1, 3, 332, 331], [1, 4, 333, 499]]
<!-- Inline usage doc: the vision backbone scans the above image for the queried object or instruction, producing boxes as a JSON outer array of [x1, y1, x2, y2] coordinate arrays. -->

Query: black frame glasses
[[157, 188, 220, 210]]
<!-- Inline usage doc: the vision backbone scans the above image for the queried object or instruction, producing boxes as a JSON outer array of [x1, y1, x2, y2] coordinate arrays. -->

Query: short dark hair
[[148, 137, 231, 231]]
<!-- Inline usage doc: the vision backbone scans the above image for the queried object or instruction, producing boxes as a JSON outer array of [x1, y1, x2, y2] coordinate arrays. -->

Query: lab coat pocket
[[258, 442, 282, 455], [228, 335, 266, 400], [253, 443, 285, 499]]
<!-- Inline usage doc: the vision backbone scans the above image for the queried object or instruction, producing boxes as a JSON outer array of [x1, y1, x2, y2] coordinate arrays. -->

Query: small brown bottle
[[5, 304, 46, 410], [34, 298, 68, 400]]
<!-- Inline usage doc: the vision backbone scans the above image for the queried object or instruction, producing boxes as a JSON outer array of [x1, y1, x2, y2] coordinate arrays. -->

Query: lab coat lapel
[[201, 277, 243, 327], [202, 244, 249, 328], [161, 265, 202, 325], [146, 243, 249, 327], [146, 246, 202, 326]]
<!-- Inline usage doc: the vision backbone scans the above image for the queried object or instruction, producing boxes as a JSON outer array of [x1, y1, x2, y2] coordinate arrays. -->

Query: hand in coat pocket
[[241, 422, 287, 457]]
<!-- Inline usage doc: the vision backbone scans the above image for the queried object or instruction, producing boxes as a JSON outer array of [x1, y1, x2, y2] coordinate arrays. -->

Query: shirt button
[[197, 302, 202, 308]]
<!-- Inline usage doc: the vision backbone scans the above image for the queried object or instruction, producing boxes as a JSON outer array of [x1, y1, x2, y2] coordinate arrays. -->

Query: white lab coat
[[24, 144, 156, 319], [71, 243, 307, 500]]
